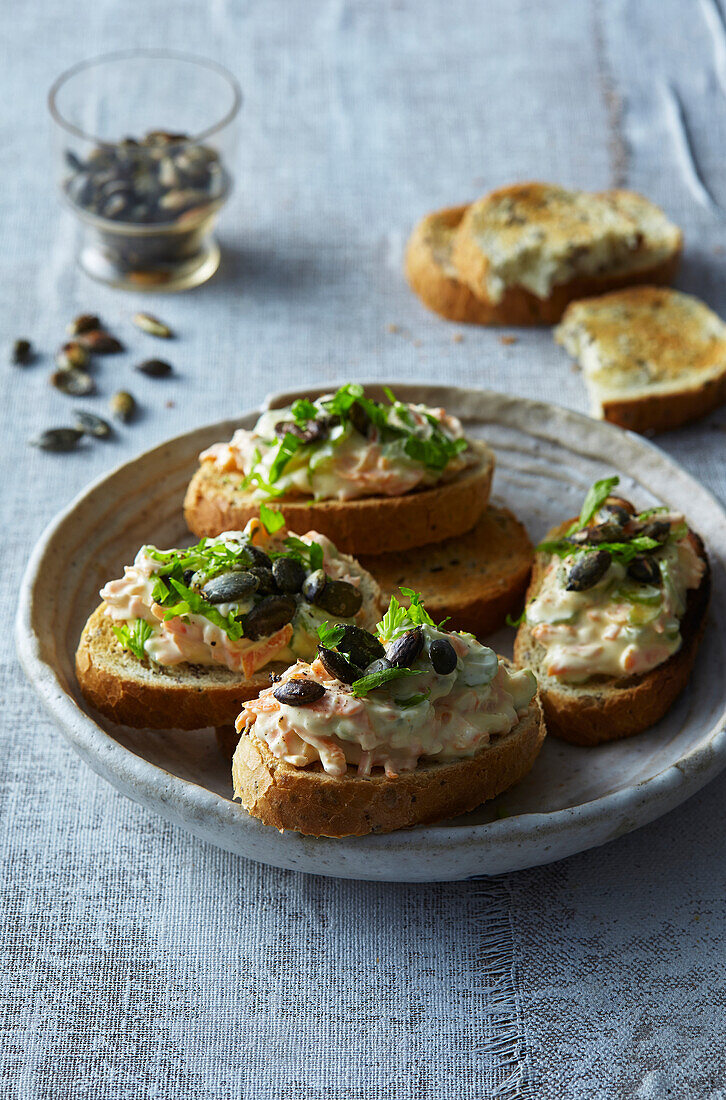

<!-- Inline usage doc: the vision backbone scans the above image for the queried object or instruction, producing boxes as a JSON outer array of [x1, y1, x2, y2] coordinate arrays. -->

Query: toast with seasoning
[[75, 518, 382, 729], [231, 591, 545, 836], [513, 478, 709, 746], [440, 184, 681, 325], [555, 287, 726, 433], [183, 385, 495, 555]]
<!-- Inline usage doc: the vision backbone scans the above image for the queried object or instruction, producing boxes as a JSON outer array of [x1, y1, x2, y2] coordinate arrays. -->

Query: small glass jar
[[49, 50, 241, 291]]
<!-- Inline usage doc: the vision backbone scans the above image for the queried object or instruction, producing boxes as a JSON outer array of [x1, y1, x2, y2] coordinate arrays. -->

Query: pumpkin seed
[[67, 314, 100, 336], [73, 410, 112, 438], [135, 358, 172, 378], [568, 522, 624, 547], [51, 368, 94, 396], [110, 390, 136, 422], [273, 679, 326, 706], [272, 557, 306, 593], [386, 626, 424, 668], [246, 545, 273, 569], [244, 595, 296, 640], [78, 330, 124, 354], [364, 657, 392, 676], [313, 579, 363, 618], [317, 645, 362, 685], [12, 338, 32, 365], [56, 342, 90, 371], [627, 556, 661, 584], [566, 550, 612, 592], [429, 638, 458, 675], [595, 496, 635, 526], [302, 568, 328, 604], [638, 519, 670, 543], [337, 624, 385, 668], [247, 565, 277, 595], [29, 428, 83, 452], [133, 312, 173, 339], [202, 571, 259, 604]]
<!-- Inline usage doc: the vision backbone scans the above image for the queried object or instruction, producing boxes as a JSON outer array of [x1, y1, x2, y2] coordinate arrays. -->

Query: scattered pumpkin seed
[[67, 314, 100, 336], [56, 341, 90, 371], [133, 312, 173, 338], [135, 358, 172, 377], [78, 330, 124, 353], [51, 368, 95, 396], [12, 338, 32, 365], [73, 409, 112, 438], [29, 428, 84, 452], [110, 390, 136, 422]]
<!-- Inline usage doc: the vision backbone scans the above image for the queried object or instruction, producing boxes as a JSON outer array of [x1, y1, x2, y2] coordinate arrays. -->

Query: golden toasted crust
[[75, 604, 275, 729], [360, 504, 533, 635], [557, 287, 726, 433], [183, 440, 494, 555], [449, 183, 681, 325], [231, 696, 545, 836], [405, 205, 505, 324], [513, 522, 710, 745]]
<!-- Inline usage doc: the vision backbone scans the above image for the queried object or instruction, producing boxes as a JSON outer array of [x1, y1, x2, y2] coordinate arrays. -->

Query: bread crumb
[[500, 335, 518, 346], [165, 400, 175, 408], [453, 333, 464, 344], [386, 323, 400, 334]]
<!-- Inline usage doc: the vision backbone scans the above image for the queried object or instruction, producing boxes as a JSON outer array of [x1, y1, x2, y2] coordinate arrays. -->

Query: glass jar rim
[[48, 49, 242, 146]]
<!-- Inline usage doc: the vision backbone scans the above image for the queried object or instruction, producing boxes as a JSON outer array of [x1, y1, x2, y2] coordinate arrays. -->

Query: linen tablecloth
[[2, 1, 726, 1096]]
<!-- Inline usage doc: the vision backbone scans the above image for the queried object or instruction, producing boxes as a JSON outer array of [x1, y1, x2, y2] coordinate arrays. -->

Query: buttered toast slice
[[556, 287, 726, 433], [360, 504, 532, 635], [449, 184, 681, 325]]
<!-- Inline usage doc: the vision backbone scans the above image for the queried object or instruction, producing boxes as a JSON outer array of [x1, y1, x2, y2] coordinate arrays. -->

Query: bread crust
[[183, 440, 495, 555], [360, 504, 533, 635], [76, 604, 276, 729], [449, 184, 682, 325], [231, 697, 545, 836], [597, 374, 726, 434], [405, 205, 505, 324], [513, 523, 710, 745]]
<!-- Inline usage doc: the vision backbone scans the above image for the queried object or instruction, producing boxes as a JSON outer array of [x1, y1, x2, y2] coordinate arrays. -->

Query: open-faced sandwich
[[231, 590, 544, 836], [75, 510, 381, 729], [184, 385, 494, 555], [513, 477, 709, 745]]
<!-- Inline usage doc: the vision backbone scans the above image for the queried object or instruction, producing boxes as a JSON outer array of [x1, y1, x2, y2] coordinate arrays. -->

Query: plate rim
[[15, 383, 726, 881]]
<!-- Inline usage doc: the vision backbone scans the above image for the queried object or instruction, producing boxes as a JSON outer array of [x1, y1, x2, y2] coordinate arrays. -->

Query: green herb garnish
[[317, 621, 346, 648], [259, 501, 285, 534], [113, 618, 154, 661], [505, 608, 527, 628], [269, 431, 300, 484], [566, 475, 620, 536], [283, 535, 324, 571], [395, 690, 431, 709], [291, 397, 318, 425], [162, 578, 245, 641], [349, 666, 423, 698]]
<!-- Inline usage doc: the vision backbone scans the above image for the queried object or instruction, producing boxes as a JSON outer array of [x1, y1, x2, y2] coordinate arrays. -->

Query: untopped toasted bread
[[405, 204, 505, 324], [448, 183, 681, 325], [360, 504, 532, 636], [184, 439, 495, 556], [556, 287, 726, 433], [75, 604, 278, 729], [231, 693, 545, 837], [513, 522, 710, 746]]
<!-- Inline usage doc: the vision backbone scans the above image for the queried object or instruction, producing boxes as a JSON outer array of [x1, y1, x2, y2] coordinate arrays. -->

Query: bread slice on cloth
[[231, 695, 545, 837], [449, 183, 681, 325], [184, 439, 495, 555], [360, 504, 532, 635], [513, 524, 710, 746], [556, 286, 726, 433]]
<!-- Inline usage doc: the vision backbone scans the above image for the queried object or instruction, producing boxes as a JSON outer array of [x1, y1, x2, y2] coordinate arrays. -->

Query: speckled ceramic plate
[[16, 384, 726, 882]]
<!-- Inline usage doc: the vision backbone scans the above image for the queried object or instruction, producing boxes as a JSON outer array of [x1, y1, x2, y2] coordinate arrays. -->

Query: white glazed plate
[[16, 384, 726, 882]]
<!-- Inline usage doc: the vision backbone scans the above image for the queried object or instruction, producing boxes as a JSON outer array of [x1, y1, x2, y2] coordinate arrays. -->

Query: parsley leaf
[[317, 621, 346, 648], [113, 618, 154, 661], [350, 666, 423, 698], [291, 397, 318, 425], [395, 689, 431, 709], [399, 587, 435, 626], [283, 535, 324, 571], [537, 534, 660, 565], [567, 476, 620, 535], [269, 432, 299, 484], [259, 501, 285, 534], [163, 578, 245, 641], [322, 383, 365, 419], [505, 608, 527, 628], [376, 594, 410, 640]]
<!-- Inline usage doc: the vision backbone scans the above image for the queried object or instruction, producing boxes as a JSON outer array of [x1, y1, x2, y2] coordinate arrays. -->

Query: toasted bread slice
[[450, 184, 681, 325], [184, 439, 494, 555], [75, 604, 280, 729], [513, 523, 710, 745], [360, 504, 532, 635], [231, 694, 545, 836], [556, 287, 726, 433], [405, 204, 506, 324]]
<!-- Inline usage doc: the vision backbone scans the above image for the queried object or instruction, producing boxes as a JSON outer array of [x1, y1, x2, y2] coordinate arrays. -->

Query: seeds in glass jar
[[135, 358, 172, 378], [12, 338, 32, 365], [56, 342, 90, 371], [78, 330, 124, 354], [110, 390, 136, 422], [73, 410, 112, 438], [273, 679, 326, 706], [67, 313, 100, 336], [29, 428, 83, 452], [132, 312, 173, 339], [51, 368, 94, 396]]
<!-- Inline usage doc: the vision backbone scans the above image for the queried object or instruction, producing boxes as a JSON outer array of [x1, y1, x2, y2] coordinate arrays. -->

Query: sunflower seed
[[78, 330, 124, 354], [110, 390, 136, 422], [29, 428, 83, 452], [51, 368, 95, 396], [135, 358, 172, 378], [73, 410, 112, 438], [132, 312, 173, 339], [66, 314, 100, 336], [12, 339, 32, 365], [56, 342, 90, 371]]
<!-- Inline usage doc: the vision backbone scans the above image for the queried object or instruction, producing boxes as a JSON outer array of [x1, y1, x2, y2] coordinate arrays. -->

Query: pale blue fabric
[[2, 1, 726, 1096]]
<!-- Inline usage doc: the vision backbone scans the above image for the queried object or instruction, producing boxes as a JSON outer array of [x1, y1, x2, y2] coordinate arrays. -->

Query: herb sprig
[[113, 618, 154, 661]]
